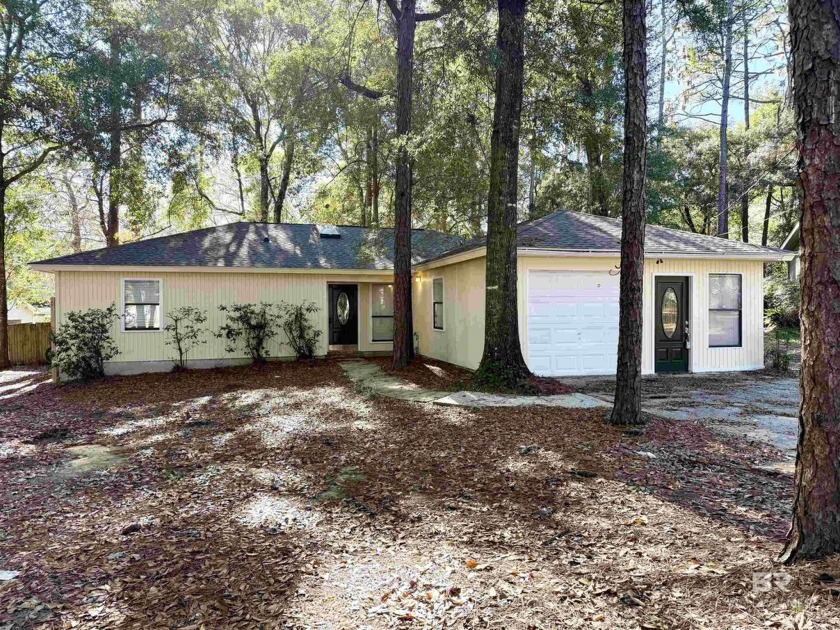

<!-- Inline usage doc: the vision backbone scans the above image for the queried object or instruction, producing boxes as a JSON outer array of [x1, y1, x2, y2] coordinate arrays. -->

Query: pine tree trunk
[[716, 0, 733, 239], [762, 184, 772, 246], [0, 184, 10, 369], [391, 0, 417, 369], [274, 136, 295, 223], [741, 10, 750, 243], [106, 33, 122, 247], [372, 126, 380, 226], [780, 0, 840, 564], [610, 0, 648, 426], [258, 156, 270, 222], [474, 0, 531, 389], [657, 0, 667, 131]]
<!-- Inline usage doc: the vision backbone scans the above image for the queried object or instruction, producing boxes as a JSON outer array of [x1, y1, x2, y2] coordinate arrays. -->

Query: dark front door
[[329, 284, 358, 345], [655, 276, 689, 373]]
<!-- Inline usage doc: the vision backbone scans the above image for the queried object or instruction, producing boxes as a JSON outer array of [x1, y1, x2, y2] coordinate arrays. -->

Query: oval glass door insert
[[661, 288, 678, 338], [337, 292, 350, 325]]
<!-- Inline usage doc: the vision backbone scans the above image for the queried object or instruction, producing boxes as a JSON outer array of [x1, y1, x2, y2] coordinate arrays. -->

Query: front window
[[709, 274, 741, 347], [433, 278, 444, 330], [371, 284, 394, 342], [123, 279, 162, 331]]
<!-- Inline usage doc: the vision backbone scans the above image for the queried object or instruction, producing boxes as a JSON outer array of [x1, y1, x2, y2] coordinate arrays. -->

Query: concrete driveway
[[560, 370, 799, 468]]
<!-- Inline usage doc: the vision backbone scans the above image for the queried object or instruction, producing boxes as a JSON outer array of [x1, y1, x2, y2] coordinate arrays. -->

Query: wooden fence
[[9, 322, 52, 365]]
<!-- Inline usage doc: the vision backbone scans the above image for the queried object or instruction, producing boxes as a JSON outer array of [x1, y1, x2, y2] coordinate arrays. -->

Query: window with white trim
[[123, 279, 162, 331], [709, 274, 741, 347], [371, 283, 394, 342], [433, 278, 444, 330]]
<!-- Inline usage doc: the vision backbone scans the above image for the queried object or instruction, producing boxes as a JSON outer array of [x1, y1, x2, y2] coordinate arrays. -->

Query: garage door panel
[[526, 270, 620, 377]]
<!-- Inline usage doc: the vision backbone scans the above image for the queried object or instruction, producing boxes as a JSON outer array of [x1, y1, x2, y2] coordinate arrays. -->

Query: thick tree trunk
[[371, 126, 380, 226], [762, 184, 772, 247], [716, 0, 734, 239], [0, 184, 9, 369], [391, 0, 417, 369], [106, 34, 122, 247], [62, 173, 83, 253], [474, 0, 531, 389], [741, 11, 751, 243], [610, 0, 648, 425], [258, 156, 270, 222], [584, 136, 609, 217], [780, 0, 840, 564], [274, 136, 295, 223], [657, 0, 667, 131]]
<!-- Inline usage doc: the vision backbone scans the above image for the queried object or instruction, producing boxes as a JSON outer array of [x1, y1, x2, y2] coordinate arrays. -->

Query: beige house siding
[[55, 270, 394, 370], [415, 254, 766, 375], [413, 257, 486, 370]]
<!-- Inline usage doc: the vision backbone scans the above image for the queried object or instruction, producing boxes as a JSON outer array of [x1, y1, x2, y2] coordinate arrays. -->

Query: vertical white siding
[[55, 270, 394, 365], [415, 254, 766, 375], [413, 257, 486, 370]]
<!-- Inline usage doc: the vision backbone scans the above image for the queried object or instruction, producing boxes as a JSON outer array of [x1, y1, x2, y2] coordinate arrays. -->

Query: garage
[[526, 270, 620, 377]]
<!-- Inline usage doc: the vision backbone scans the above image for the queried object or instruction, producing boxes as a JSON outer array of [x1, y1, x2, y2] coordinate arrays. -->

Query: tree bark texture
[[391, 0, 417, 369], [474, 0, 531, 389], [762, 184, 772, 246], [609, 0, 648, 425], [106, 33, 122, 247], [0, 185, 9, 369], [741, 10, 751, 243], [780, 0, 840, 564], [274, 136, 295, 223], [716, 0, 734, 239], [657, 0, 667, 130]]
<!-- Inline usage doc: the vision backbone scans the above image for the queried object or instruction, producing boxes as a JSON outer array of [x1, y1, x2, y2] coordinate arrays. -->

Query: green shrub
[[165, 306, 208, 370], [279, 301, 322, 360], [766, 327, 797, 372], [47, 304, 120, 381], [765, 264, 800, 329], [216, 302, 282, 364]]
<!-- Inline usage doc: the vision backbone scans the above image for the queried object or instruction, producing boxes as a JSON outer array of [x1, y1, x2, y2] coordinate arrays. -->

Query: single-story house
[[31, 210, 791, 377], [8, 301, 51, 325]]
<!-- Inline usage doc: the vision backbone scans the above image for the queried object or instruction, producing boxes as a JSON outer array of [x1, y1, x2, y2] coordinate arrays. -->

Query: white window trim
[[708, 272, 743, 349], [121, 278, 164, 333], [369, 282, 394, 344], [432, 277, 445, 332]]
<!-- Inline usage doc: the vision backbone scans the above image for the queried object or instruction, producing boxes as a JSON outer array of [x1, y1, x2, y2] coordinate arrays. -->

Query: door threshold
[[329, 344, 359, 352]]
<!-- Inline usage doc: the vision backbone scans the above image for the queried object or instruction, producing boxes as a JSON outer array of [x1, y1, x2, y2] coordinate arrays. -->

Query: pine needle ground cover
[[0, 362, 837, 629]]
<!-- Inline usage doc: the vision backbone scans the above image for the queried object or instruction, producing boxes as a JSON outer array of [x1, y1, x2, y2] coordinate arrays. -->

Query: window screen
[[123, 280, 161, 330], [709, 274, 741, 347], [433, 278, 444, 330], [371, 284, 394, 342]]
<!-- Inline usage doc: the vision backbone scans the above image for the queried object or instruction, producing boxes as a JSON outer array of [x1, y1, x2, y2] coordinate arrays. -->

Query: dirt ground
[[0, 361, 838, 629]]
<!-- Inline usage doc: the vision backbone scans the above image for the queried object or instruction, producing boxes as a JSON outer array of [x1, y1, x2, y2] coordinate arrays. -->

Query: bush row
[[47, 301, 322, 381]]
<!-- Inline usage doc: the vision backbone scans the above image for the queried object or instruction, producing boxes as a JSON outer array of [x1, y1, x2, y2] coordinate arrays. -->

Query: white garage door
[[526, 270, 620, 377]]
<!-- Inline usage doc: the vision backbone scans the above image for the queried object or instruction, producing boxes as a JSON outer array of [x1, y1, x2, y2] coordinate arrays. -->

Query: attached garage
[[413, 210, 791, 377], [526, 270, 620, 376]]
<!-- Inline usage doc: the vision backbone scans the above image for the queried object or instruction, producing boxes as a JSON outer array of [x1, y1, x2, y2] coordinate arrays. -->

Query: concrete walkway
[[339, 360, 610, 409]]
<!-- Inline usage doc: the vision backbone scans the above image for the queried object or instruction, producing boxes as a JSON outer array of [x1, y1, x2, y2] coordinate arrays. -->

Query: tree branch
[[338, 72, 385, 99], [384, 0, 401, 20]]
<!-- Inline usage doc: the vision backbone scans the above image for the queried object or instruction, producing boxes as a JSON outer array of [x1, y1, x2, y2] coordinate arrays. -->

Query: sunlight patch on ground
[[0, 377, 48, 400], [236, 494, 321, 530], [282, 386, 373, 419], [132, 431, 180, 447], [248, 414, 315, 448], [426, 405, 478, 425], [248, 466, 310, 492], [302, 547, 475, 626], [100, 415, 167, 437], [423, 363, 448, 378], [0, 439, 37, 459]]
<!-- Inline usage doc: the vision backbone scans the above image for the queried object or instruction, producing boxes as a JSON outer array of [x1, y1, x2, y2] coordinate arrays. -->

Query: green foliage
[[47, 304, 120, 381], [165, 306, 208, 369], [765, 263, 800, 329], [279, 301, 322, 361], [766, 327, 797, 372], [216, 302, 282, 364]]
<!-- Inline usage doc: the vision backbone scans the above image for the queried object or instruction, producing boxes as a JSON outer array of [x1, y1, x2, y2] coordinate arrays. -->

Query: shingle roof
[[421, 210, 789, 263], [32, 222, 463, 270]]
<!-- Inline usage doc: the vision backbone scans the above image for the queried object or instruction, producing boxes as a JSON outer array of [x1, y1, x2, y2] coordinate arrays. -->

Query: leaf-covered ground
[[0, 361, 838, 629]]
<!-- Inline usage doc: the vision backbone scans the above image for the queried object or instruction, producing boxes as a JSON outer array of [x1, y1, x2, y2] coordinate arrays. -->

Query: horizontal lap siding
[[55, 271, 394, 364]]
